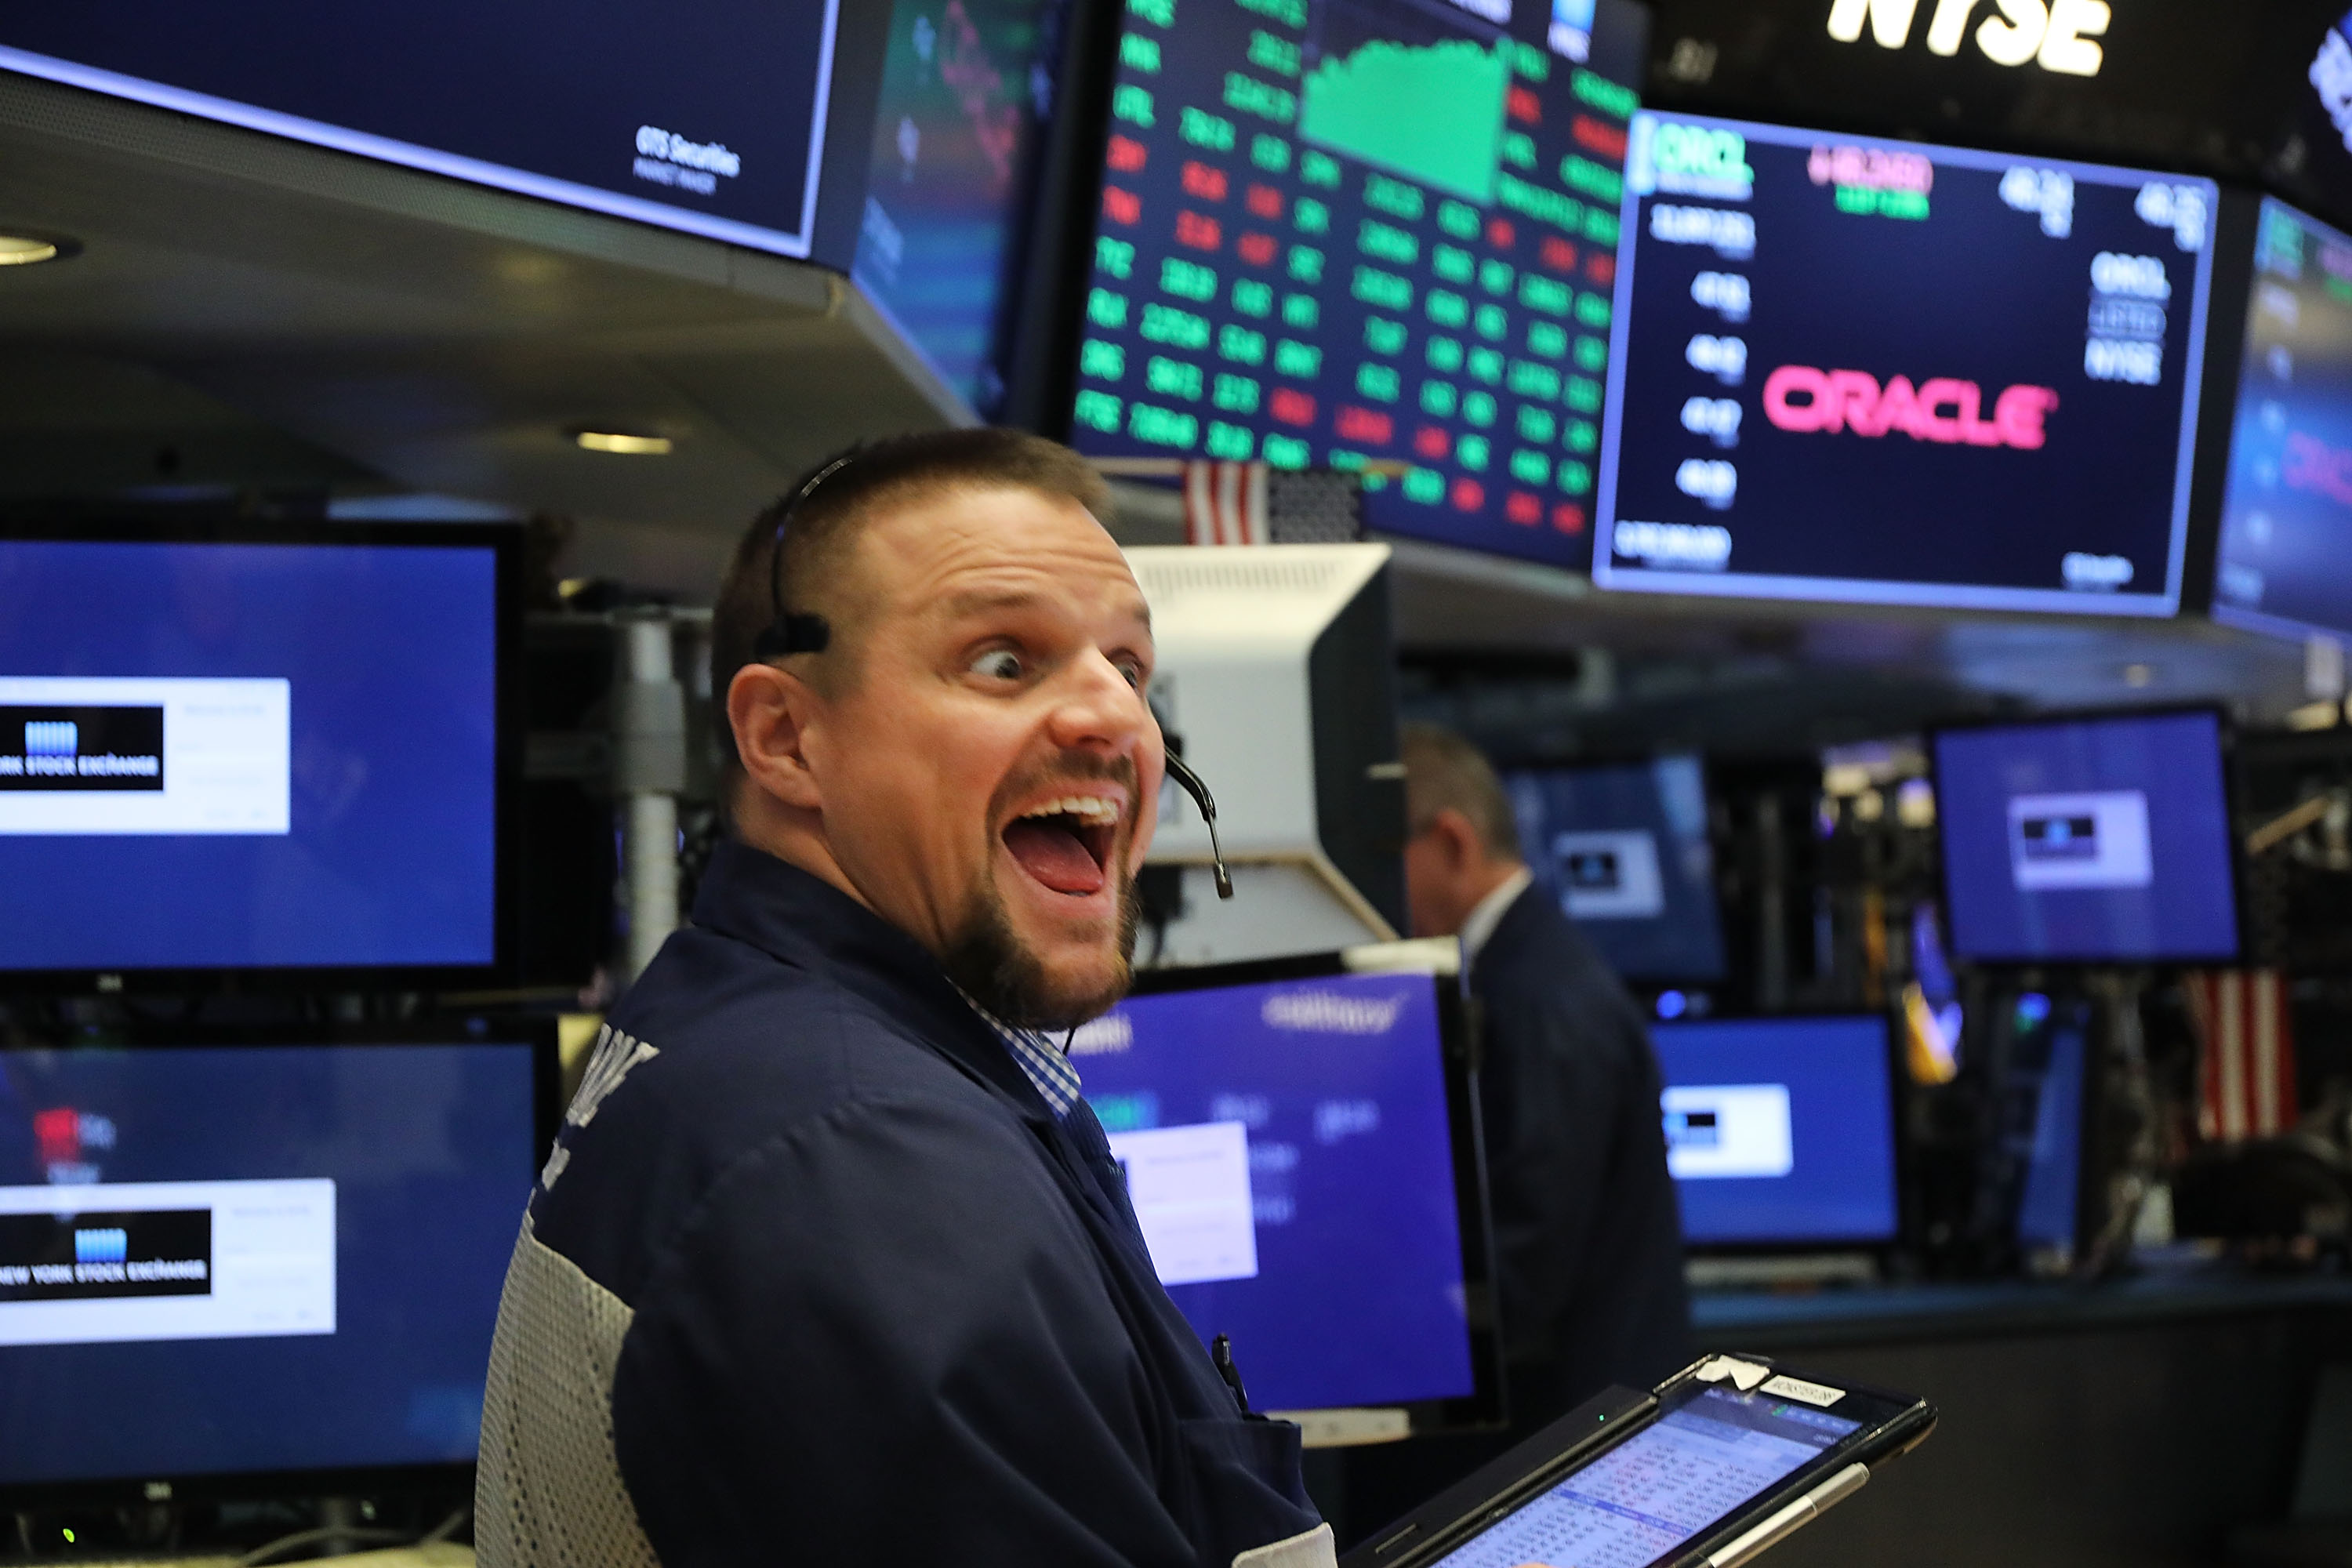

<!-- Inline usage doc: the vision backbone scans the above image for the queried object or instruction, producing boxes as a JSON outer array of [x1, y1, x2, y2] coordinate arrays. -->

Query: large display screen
[[0, 534, 503, 976], [0, 2, 840, 257], [1076, 966, 1476, 1414], [1595, 113, 2217, 613], [852, 0, 1063, 413], [1504, 754, 1726, 982], [1651, 1015, 1899, 1247], [1933, 710, 2239, 964], [2212, 198, 2352, 645], [1065, 0, 1646, 568], [0, 1037, 542, 1490], [1428, 1382, 1859, 1568]]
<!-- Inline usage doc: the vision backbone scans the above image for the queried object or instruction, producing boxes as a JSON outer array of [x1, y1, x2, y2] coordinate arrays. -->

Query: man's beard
[[940, 862, 1142, 1032]]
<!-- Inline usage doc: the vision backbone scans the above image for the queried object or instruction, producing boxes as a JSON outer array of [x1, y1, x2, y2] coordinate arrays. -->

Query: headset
[[753, 448, 1234, 900]]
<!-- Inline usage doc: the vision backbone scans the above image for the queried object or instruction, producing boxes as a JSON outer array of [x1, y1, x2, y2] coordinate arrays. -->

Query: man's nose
[[1047, 651, 1153, 753]]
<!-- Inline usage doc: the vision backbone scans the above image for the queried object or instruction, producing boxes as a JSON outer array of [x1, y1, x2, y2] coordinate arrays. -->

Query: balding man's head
[[717, 430, 1160, 1030], [1399, 724, 1525, 940]]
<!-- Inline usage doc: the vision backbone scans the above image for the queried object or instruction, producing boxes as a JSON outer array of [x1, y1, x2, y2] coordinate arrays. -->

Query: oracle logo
[[2284, 430, 2352, 507], [1761, 366, 2057, 449]]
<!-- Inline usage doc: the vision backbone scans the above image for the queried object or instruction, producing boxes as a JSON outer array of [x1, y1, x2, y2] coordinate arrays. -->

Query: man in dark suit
[[1399, 723, 1692, 1418], [1345, 725, 1690, 1539]]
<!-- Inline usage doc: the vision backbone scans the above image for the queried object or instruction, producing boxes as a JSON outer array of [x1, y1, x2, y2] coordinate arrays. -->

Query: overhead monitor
[[2212, 197, 2352, 646], [0, 522, 513, 986], [1595, 113, 2217, 613], [1931, 708, 2240, 964], [0, 2, 844, 259], [1650, 1014, 1900, 1249], [1065, 0, 1649, 570], [0, 1025, 552, 1502], [1075, 943, 1498, 1432], [850, 0, 1065, 414], [1503, 754, 1726, 982]]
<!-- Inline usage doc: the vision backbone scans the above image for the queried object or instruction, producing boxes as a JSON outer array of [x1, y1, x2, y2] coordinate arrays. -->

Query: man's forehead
[[860, 486, 1150, 624]]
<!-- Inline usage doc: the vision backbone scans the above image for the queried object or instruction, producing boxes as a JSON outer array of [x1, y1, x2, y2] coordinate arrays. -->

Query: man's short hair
[[1399, 723, 1522, 863], [710, 427, 1109, 779]]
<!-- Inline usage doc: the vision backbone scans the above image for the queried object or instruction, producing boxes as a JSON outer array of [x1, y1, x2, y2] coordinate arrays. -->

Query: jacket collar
[[689, 838, 1054, 1123]]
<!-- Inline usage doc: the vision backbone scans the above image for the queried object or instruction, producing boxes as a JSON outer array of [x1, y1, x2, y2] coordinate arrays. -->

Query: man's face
[[804, 485, 1162, 1029]]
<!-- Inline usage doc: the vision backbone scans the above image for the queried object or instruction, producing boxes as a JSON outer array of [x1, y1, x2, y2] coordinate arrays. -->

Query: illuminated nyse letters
[[1824, 0, 2110, 76], [1761, 365, 2056, 448]]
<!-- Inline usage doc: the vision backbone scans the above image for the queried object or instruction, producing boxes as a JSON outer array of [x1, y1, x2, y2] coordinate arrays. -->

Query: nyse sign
[[1826, 0, 2111, 76]]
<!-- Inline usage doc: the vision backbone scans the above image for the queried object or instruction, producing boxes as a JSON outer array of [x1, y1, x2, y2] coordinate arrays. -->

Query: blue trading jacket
[[476, 840, 1326, 1567]]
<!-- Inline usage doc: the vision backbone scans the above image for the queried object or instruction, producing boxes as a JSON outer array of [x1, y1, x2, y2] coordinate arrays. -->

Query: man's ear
[[727, 662, 825, 813], [1432, 807, 1482, 874]]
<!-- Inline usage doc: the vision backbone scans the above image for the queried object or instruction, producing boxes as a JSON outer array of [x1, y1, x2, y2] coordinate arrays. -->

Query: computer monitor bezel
[[1497, 750, 1732, 986], [1650, 1007, 1907, 1255], [1926, 702, 2245, 967], [0, 1015, 559, 1509], [1125, 942, 1504, 1434], [0, 516, 522, 994]]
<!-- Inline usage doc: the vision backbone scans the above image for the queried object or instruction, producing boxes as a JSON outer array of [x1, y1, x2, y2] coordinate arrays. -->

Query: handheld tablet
[[1344, 1356, 1935, 1568]]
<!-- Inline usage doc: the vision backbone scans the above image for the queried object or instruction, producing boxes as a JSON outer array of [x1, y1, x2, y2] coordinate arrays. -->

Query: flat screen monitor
[[851, 0, 1065, 414], [1064, 0, 1649, 570], [1931, 708, 2240, 964], [1595, 113, 2217, 613], [1503, 754, 1726, 982], [2212, 196, 2352, 644], [0, 3, 842, 259], [0, 522, 514, 985], [1078, 945, 1498, 1428], [1650, 1014, 1900, 1249], [0, 1025, 553, 1502]]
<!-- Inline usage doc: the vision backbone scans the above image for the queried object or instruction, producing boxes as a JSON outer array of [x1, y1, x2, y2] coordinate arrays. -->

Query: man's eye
[[971, 649, 1024, 681], [1116, 660, 1146, 689]]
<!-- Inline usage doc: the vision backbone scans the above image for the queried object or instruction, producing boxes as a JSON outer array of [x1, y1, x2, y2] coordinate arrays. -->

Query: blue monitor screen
[[1933, 710, 2239, 964], [1074, 967, 1475, 1413], [0, 1039, 540, 1488], [1504, 755, 1726, 982], [852, 0, 1060, 415], [1652, 1015, 1899, 1247], [1595, 113, 2216, 613], [0, 536, 501, 975], [2212, 198, 2352, 644], [1065, 0, 1648, 570]]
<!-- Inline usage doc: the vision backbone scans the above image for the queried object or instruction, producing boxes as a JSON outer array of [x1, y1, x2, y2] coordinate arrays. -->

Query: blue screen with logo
[[1596, 112, 2215, 612], [1933, 710, 2238, 964], [1073, 967, 1474, 1413], [1652, 1015, 1897, 1247], [0, 1039, 539, 1487], [1504, 755, 1726, 982], [0, 537, 500, 974]]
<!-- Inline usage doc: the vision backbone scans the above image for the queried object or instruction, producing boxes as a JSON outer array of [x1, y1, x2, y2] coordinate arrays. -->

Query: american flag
[[2183, 969, 2299, 1142], [1180, 460, 1269, 546]]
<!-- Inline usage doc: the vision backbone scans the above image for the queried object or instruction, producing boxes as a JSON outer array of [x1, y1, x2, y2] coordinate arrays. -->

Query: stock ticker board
[[1595, 114, 2220, 615], [1067, 0, 1647, 569]]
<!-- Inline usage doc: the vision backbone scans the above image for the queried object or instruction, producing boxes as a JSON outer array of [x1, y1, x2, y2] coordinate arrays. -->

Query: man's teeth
[[1021, 796, 1120, 824]]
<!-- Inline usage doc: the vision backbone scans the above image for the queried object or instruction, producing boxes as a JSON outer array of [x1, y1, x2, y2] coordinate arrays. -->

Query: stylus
[[1702, 1462, 1871, 1568]]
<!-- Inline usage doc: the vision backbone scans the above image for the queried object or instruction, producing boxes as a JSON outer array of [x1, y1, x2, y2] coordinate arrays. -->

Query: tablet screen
[[1429, 1385, 1860, 1568]]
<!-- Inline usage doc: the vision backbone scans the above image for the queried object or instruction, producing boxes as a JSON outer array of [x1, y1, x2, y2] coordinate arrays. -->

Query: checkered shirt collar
[[956, 989, 1082, 1119]]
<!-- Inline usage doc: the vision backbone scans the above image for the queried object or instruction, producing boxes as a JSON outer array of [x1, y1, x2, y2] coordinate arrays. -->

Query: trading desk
[[1693, 1267, 2352, 1568]]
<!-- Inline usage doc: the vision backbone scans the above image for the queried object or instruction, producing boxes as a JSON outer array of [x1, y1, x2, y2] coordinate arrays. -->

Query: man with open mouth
[[477, 429, 1333, 1568]]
